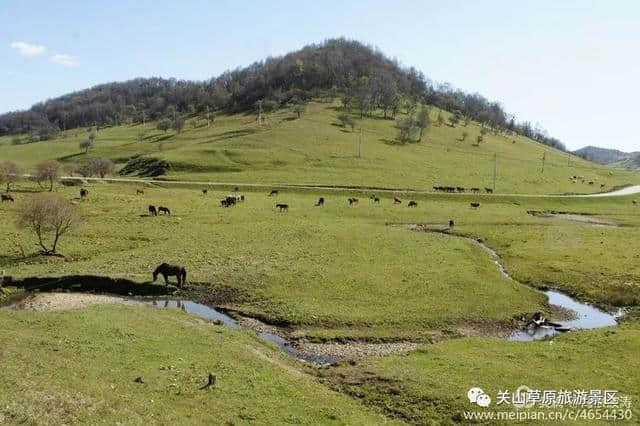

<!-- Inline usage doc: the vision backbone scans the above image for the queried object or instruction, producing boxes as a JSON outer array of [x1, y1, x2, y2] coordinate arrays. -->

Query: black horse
[[269, 190, 279, 196], [449, 219, 455, 228], [80, 188, 88, 198], [276, 203, 289, 212], [158, 206, 171, 215], [470, 202, 480, 209], [152, 263, 187, 287], [1, 194, 14, 202], [148, 205, 158, 216], [202, 189, 208, 195], [315, 197, 325, 206], [371, 196, 380, 204], [393, 197, 402, 204], [408, 200, 418, 207], [348, 197, 359, 205]]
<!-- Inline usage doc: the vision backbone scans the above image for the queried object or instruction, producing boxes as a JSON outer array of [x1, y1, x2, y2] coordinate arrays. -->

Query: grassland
[[1, 102, 638, 195], [2, 103, 640, 424], [320, 322, 640, 424], [2, 181, 639, 339], [0, 303, 395, 425]]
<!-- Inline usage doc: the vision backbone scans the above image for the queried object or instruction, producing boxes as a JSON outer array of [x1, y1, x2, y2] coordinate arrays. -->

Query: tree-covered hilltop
[[0, 38, 563, 150]]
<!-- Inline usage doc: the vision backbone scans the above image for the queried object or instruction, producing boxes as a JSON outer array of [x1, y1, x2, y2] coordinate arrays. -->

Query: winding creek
[[2, 224, 625, 365], [402, 224, 623, 341]]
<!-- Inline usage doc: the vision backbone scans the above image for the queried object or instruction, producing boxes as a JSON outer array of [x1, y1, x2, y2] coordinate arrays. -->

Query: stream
[[404, 224, 623, 341], [148, 299, 339, 364]]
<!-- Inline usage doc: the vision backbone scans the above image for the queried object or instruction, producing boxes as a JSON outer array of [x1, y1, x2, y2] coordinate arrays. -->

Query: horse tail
[[181, 268, 187, 285]]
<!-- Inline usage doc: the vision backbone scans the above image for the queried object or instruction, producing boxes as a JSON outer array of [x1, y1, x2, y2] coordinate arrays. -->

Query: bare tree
[[293, 103, 306, 119], [36, 160, 62, 191], [396, 117, 414, 143], [416, 106, 430, 141], [337, 113, 356, 131], [88, 158, 114, 178], [0, 161, 23, 192], [79, 139, 93, 153], [18, 193, 81, 255]]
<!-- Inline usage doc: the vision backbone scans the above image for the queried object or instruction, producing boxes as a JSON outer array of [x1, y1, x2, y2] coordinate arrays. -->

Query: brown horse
[[1, 194, 14, 202], [80, 188, 88, 198], [152, 263, 187, 287]]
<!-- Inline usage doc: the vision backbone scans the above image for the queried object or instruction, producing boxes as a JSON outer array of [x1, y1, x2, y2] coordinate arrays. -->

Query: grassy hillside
[[2, 102, 637, 195], [322, 322, 640, 424], [0, 304, 394, 425]]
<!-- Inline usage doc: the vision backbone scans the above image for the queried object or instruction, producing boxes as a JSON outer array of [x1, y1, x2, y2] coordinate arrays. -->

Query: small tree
[[36, 160, 62, 191], [396, 118, 414, 143], [88, 158, 113, 178], [475, 135, 483, 146], [436, 110, 444, 127], [157, 119, 171, 133], [460, 131, 469, 141], [18, 193, 81, 255], [173, 116, 185, 133], [88, 131, 96, 143], [0, 161, 23, 192], [337, 113, 356, 131], [79, 139, 93, 153], [416, 107, 430, 141], [293, 103, 306, 119]]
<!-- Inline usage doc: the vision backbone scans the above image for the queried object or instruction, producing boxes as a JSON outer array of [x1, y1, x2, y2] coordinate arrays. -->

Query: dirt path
[[55, 176, 640, 198], [14, 292, 141, 311]]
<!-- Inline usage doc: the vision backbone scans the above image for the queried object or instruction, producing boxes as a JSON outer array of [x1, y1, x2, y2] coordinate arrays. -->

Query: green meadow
[[1, 103, 640, 424]]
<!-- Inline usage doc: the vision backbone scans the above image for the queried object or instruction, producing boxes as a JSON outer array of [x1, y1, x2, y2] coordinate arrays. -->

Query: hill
[[574, 145, 640, 169], [0, 38, 563, 150], [1, 101, 637, 195]]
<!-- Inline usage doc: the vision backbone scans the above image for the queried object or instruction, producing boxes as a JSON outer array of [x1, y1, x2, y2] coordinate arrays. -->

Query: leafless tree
[[88, 158, 114, 178], [79, 139, 93, 153], [0, 161, 23, 192], [416, 106, 430, 141], [18, 193, 81, 255], [36, 160, 62, 191]]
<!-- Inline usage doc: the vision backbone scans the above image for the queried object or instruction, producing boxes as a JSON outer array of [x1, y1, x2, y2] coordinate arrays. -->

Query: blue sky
[[2, 0, 639, 151]]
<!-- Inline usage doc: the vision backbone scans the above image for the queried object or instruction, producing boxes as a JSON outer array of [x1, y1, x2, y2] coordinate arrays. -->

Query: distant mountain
[[574, 146, 640, 169]]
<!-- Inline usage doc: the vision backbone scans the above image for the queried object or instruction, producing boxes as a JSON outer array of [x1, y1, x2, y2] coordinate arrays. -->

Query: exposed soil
[[13, 292, 142, 311], [298, 342, 421, 360], [527, 210, 618, 227]]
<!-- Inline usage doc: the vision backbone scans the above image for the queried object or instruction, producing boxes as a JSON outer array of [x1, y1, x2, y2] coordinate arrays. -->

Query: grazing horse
[[158, 206, 171, 215], [470, 188, 480, 193], [484, 188, 493, 194], [315, 197, 325, 206], [136, 189, 145, 195], [633, 200, 637, 205], [148, 205, 158, 216], [269, 190, 279, 196], [152, 263, 187, 287], [449, 219, 455, 228], [393, 197, 402, 204], [276, 203, 289, 212], [80, 188, 88, 199], [470, 202, 480, 209], [1, 194, 14, 202], [348, 197, 359, 205], [408, 200, 418, 207], [456, 187, 465, 193], [202, 189, 208, 195], [371, 196, 380, 204]]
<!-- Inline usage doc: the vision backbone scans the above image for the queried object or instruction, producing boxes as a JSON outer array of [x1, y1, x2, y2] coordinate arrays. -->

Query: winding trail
[[58, 176, 640, 198]]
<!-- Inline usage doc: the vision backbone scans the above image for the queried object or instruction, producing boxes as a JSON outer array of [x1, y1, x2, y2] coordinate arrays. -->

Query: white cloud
[[10, 41, 46, 57], [51, 53, 78, 67]]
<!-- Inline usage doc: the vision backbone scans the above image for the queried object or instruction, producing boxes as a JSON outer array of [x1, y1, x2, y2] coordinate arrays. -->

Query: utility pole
[[142, 111, 146, 127], [541, 152, 546, 173], [493, 152, 497, 192], [206, 105, 210, 127], [358, 128, 363, 158]]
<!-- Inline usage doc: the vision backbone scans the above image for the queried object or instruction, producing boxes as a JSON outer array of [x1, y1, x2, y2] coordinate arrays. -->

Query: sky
[[2, 0, 639, 151]]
